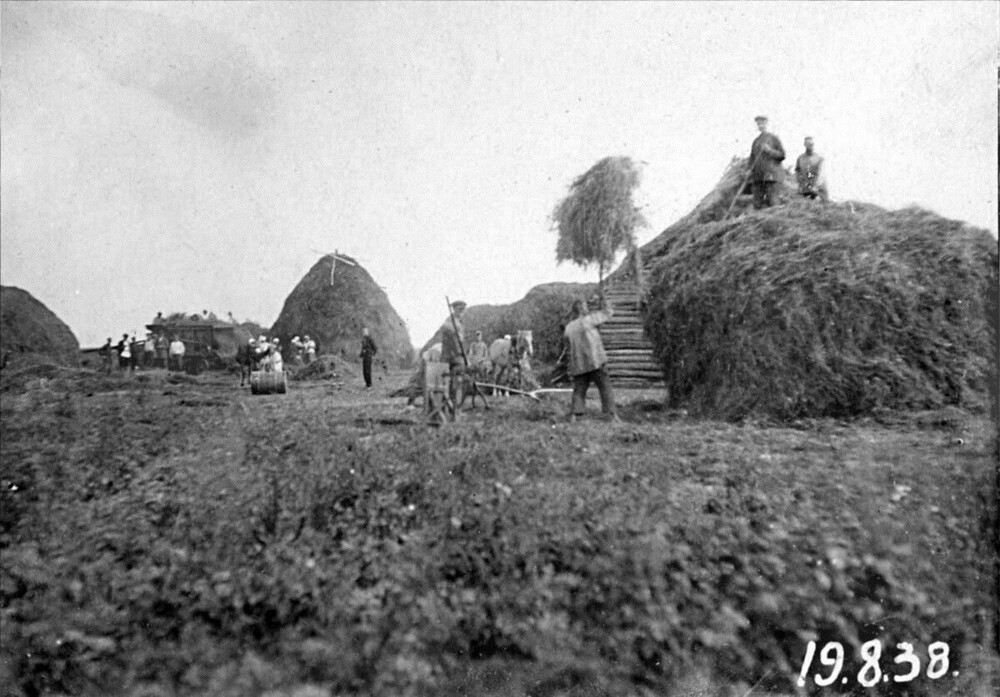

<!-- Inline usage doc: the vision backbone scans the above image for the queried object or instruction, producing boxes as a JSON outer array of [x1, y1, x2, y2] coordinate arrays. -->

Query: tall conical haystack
[[1, 286, 80, 368], [641, 197, 997, 420], [270, 255, 414, 367]]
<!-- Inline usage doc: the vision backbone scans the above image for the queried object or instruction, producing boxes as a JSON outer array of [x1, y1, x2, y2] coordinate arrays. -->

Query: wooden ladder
[[600, 284, 663, 388]]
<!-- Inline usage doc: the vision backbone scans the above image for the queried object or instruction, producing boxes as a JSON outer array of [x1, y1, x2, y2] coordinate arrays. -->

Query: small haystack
[[271, 255, 414, 367], [642, 199, 997, 419], [0, 286, 80, 368]]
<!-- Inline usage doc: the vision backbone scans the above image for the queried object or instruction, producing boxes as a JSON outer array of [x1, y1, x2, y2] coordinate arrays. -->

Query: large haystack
[[270, 255, 414, 367], [1, 286, 80, 368], [420, 282, 598, 364], [641, 198, 997, 420]]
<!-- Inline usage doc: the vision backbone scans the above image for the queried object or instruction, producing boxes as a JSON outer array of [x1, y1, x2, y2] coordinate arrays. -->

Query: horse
[[488, 330, 534, 394]]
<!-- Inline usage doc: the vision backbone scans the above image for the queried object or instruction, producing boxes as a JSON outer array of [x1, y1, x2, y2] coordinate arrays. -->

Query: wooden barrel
[[250, 370, 288, 395]]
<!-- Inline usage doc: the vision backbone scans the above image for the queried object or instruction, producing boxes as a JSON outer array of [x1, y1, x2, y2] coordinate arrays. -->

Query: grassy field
[[1, 365, 997, 696]]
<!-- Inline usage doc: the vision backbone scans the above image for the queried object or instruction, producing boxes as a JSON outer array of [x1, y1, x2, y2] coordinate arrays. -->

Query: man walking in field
[[564, 295, 619, 422], [360, 327, 378, 389], [749, 115, 786, 209], [795, 136, 829, 202]]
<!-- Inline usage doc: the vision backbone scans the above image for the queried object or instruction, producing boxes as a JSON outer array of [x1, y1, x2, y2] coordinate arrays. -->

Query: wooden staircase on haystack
[[600, 282, 664, 388]]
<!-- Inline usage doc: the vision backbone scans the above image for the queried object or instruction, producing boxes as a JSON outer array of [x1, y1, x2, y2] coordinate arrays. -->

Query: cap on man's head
[[754, 115, 768, 123], [451, 300, 467, 310]]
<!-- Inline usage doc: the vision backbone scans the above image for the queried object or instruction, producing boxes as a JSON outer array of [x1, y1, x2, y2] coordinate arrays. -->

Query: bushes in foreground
[[2, 385, 995, 695]]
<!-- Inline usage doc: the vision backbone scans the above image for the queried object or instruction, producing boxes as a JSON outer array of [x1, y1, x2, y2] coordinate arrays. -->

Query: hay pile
[[0, 286, 80, 368], [270, 255, 414, 368], [289, 355, 340, 382], [420, 282, 598, 364], [642, 199, 997, 420]]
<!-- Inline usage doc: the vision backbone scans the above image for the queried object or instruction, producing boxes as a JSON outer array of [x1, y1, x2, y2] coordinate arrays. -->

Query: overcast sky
[[2, 1, 997, 348]]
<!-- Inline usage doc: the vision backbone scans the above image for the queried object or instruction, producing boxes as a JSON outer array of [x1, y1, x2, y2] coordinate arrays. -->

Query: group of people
[[98, 332, 184, 373], [748, 114, 829, 208], [406, 298, 618, 421], [288, 335, 318, 366]]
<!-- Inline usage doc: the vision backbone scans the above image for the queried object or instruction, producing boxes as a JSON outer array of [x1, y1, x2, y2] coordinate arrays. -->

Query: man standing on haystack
[[360, 327, 378, 389], [795, 136, 829, 202], [749, 115, 786, 209], [440, 300, 467, 404], [565, 294, 619, 422]]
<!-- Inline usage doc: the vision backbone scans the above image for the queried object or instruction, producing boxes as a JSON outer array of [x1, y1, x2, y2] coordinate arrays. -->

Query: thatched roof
[[270, 254, 414, 367], [639, 192, 997, 420], [1, 286, 80, 368]]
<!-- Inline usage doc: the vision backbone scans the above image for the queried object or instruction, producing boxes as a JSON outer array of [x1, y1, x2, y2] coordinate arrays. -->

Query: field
[[1, 365, 997, 696]]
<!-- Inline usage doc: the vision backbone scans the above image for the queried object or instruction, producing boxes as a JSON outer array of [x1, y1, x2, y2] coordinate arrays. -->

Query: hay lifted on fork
[[643, 199, 997, 420]]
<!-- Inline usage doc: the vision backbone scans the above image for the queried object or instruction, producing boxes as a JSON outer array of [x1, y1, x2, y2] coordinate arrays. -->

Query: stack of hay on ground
[[270, 254, 414, 369], [641, 198, 997, 420], [289, 354, 340, 382], [1, 286, 80, 369]]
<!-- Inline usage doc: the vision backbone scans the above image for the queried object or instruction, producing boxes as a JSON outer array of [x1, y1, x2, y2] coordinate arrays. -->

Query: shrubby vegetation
[[2, 371, 996, 695]]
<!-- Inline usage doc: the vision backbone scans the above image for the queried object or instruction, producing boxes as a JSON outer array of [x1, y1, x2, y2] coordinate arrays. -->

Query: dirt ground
[[1, 365, 997, 696]]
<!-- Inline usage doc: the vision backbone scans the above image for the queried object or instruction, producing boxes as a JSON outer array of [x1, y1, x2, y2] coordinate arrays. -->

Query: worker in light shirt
[[564, 294, 619, 422]]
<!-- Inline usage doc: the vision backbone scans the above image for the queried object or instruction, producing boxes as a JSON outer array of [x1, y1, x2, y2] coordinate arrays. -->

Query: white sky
[[2, 1, 997, 348]]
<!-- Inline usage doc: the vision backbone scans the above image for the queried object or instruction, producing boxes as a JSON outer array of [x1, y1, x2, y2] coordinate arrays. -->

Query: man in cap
[[795, 136, 829, 202], [564, 294, 619, 422], [439, 300, 468, 404], [749, 115, 786, 209]]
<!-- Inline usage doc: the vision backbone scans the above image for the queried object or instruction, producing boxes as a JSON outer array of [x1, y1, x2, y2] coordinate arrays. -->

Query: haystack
[[270, 255, 414, 367], [0, 286, 80, 368], [641, 197, 997, 420], [420, 282, 598, 364]]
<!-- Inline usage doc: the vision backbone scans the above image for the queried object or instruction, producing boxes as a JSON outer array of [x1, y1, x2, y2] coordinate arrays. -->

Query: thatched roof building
[[270, 254, 414, 367], [1, 286, 80, 368], [628, 162, 997, 419]]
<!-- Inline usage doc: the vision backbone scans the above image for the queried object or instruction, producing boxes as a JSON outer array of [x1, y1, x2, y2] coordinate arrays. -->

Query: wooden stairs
[[600, 284, 664, 388]]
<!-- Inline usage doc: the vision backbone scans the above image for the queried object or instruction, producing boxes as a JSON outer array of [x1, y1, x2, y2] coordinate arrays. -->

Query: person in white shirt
[[564, 295, 618, 421], [168, 337, 186, 372]]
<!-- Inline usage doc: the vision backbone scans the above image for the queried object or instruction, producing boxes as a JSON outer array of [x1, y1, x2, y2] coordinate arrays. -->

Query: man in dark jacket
[[360, 327, 378, 389], [439, 300, 467, 404], [749, 115, 785, 209]]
